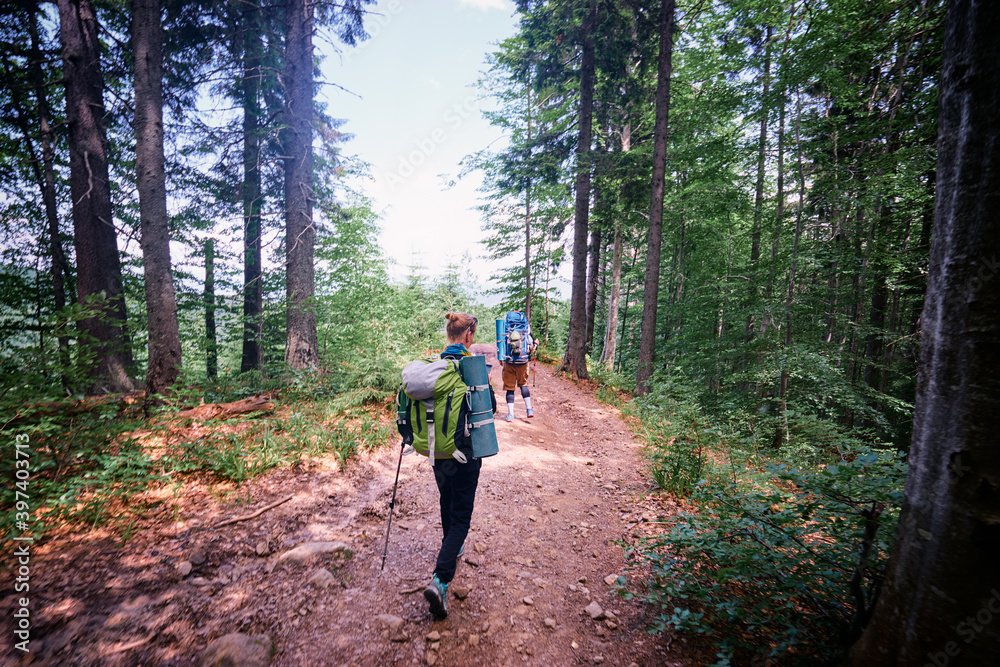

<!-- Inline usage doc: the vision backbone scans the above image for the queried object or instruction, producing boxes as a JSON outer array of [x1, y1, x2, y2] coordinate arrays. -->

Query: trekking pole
[[380, 440, 406, 571]]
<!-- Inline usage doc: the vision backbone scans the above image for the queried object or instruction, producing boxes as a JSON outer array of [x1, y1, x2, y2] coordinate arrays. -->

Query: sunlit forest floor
[[1, 363, 703, 666]]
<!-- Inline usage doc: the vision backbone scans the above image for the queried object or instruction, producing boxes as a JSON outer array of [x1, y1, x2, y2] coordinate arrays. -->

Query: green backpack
[[396, 358, 470, 465]]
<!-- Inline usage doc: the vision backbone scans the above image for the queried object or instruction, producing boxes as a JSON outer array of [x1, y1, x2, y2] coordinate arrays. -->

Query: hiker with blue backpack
[[394, 312, 497, 619], [497, 311, 537, 422]]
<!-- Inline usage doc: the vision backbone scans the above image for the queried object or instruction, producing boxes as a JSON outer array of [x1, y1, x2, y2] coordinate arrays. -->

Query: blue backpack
[[503, 311, 532, 363]]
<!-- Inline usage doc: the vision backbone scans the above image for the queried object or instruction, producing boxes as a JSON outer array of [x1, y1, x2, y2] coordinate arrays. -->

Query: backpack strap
[[425, 402, 436, 467]]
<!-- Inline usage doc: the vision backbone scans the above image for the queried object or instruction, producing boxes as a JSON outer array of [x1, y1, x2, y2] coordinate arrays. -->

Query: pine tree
[[57, 0, 134, 393], [134, 0, 182, 396], [635, 0, 675, 395]]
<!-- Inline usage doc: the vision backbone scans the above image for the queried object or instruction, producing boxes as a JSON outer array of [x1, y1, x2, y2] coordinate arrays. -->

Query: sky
[[317, 0, 521, 286]]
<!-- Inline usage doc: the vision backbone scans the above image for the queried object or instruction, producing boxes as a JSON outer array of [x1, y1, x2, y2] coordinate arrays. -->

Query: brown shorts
[[502, 362, 529, 390]]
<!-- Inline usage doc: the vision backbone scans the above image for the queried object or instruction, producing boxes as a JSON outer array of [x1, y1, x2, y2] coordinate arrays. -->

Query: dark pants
[[432, 456, 482, 584]]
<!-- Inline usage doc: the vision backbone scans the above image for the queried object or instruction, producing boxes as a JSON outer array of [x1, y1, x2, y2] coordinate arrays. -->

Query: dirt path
[[2, 363, 694, 666]]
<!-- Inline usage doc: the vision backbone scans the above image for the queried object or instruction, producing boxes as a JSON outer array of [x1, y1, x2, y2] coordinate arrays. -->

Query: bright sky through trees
[[319, 0, 519, 283]]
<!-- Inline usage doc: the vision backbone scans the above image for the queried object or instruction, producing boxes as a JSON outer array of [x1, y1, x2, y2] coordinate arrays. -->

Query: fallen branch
[[5, 392, 146, 428], [213, 496, 292, 529], [175, 395, 275, 422]]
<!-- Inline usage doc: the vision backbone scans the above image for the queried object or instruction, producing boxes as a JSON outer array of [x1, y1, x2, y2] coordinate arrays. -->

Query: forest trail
[[3, 363, 692, 666]]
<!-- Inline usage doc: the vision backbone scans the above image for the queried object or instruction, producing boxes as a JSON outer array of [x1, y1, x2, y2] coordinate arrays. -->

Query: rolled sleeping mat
[[495, 318, 508, 362], [459, 354, 499, 458]]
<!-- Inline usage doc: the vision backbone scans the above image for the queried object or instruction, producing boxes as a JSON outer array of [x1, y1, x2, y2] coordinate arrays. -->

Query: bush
[[637, 447, 906, 665]]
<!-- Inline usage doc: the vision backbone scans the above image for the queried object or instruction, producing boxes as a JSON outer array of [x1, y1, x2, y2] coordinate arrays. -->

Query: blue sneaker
[[526, 409, 534, 418], [506, 413, 514, 422], [424, 574, 449, 619], [458, 544, 465, 558]]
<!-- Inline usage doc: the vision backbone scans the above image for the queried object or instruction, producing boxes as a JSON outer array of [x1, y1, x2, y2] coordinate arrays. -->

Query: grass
[[0, 381, 395, 546]]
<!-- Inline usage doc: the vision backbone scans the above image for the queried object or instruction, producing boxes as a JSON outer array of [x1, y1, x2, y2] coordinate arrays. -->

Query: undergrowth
[[1, 370, 394, 545], [591, 364, 907, 665]]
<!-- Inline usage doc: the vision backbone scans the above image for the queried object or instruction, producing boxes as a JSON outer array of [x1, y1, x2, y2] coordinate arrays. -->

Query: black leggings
[[432, 457, 482, 583], [506, 386, 531, 403]]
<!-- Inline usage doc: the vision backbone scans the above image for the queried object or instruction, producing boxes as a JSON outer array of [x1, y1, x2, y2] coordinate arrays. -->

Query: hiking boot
[[424, 574, 448, 619], [526, 409, 534, 418]]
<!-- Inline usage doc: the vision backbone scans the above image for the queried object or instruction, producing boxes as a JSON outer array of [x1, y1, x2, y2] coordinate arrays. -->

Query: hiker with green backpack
[[395, 312, 497, 619]]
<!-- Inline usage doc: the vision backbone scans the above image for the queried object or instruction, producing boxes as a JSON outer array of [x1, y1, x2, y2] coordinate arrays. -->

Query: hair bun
[[446, 312, 457, 321]]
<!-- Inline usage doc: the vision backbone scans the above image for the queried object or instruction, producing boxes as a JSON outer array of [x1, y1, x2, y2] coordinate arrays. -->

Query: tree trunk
[[900, 168, 935, 389], [881, 280, 901, 398], [673, 215, 685, 322], [282, 0, 318, 369], [28, 8, 71, 360], [524, 84, 533, 323], [240, 0, 264, 373], [616, 244, 640, 374], [600, 220, 623, 369], [4, 9, 73, 368], [745, 26, 771, 343], [767, 88, 785, 305], [600, 12, 636, 371], [775, 90, 806, 446], [635, 0, 675, 395], [557, 0, 597, 380], [862, 235, 889, 394], [848, 2, 1000, 662], [861, 25, 916, 407], [57, 0, 134, 393], [584, 226, 602, 355], [524, 181, 532, 322], [544, 226, 552, 347], [175, 395, 274, 422], [205, 238, 217, 380], [844, 204, 871, 428], [134, 0, 182, 396]]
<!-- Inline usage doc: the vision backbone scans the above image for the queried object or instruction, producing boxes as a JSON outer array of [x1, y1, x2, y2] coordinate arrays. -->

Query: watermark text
[[11, 433, 33, 653]]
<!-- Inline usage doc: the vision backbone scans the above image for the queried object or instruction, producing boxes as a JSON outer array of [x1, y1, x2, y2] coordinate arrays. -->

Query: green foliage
[[0, 398, 154, 538], [198, 370, 287, 404], [316, 414, 391, 470], [639, 447, 905, 665], [166, 425, 292, 485], [466, 29, 576, 335], [587, 359, 635, 397], [588, 353, 908, 664], [645, 406, 712, 498], [613, 369, 719, 496], [163, 407, 393, 485]]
